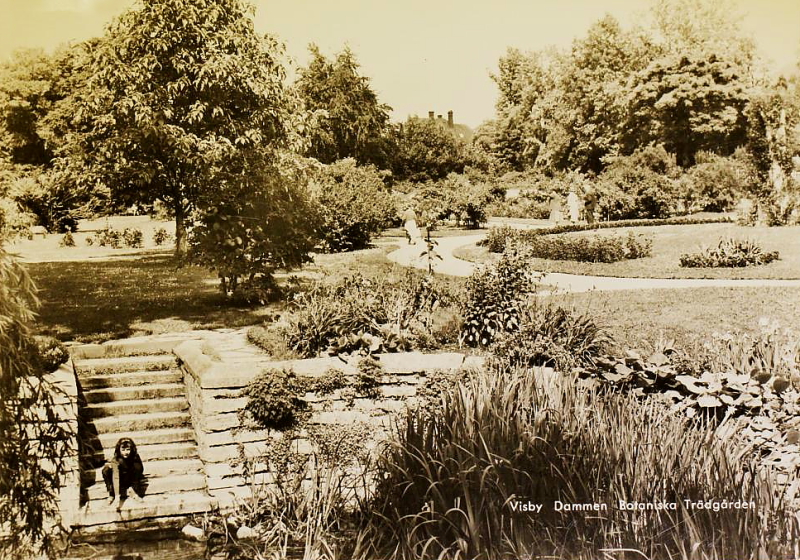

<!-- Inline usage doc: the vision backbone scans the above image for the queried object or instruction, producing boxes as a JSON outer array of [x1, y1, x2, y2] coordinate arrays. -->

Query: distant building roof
[[410, 110, 473, 142]]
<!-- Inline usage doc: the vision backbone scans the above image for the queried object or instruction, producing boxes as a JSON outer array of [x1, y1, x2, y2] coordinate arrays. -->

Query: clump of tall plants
[[459, 249, 537, 347], [491, 300, 612, 371], [274, 270, 456, 358], [359, 366, 799, 560], [680, 238, 779, 268]]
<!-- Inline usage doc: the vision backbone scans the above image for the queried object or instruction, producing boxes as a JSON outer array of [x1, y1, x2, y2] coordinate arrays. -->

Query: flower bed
[[483, 214, 731, 253], [680, 238, 780, 268], [520, 231, 652, 263]]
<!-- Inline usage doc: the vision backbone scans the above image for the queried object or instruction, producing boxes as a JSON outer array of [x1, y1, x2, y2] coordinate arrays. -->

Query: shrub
[[282, 271, 455, 358], [89, 227, 122, 248], [121, 228, 143, 248], [190, 167, 320, 296], [438, 173, 496, 228], [33, 336, 70, 373], [491, 302, 612, 371], [596, 146, 680, 220], [58, 232, 75, 248], [362, 367, 795, 560], [459, 250, 536, 347], [238, 369, 307, 430], [310, 158, 397, 252], [680, 151, 758, 212], [519, 231, 652, 263], [680, 238, 780, 268], [481, 214, 731, 253], [152, 227, 172, 246]]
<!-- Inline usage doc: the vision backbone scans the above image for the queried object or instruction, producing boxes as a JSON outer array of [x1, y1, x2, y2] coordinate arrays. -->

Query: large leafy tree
[[624, 53, 750, 167], [296, 45, 392, 167], [0, 45, 96, 232], [68, 0, 303, 256], [547, 16, 654, 173], [486, 48, 556, 170], [390, 117, 468, 183]]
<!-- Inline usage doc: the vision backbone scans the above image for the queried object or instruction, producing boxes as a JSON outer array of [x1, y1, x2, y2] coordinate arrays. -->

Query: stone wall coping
[[175, 339, 481, 391]]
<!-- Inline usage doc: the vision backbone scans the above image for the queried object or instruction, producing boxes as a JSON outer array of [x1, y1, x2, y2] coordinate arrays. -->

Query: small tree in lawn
[[67, 0, 300, 257], [190, 157, 320, 297]]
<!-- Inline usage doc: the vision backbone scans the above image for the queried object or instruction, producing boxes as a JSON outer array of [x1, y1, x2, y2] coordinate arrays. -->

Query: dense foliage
[[362, 366, 794, 560], [63, 0, 307, 257], [310, 158, 397, 252], [296, 46, 392, 168], [390, 117, 470, 183], [0, 247, 73, 556], [459, 250, 535, 347], [519, 231, 653, 263], [274, 271, 456, 358], [482, 214, 731, 253], [189, 164, 320, 296]]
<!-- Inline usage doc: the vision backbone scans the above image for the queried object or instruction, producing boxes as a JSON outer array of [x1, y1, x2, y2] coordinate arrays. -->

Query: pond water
[[60, 532, 213, 560]]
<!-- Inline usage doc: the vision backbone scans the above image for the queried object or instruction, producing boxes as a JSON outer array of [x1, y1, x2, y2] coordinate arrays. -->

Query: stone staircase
[[73, 352, 215, 533]]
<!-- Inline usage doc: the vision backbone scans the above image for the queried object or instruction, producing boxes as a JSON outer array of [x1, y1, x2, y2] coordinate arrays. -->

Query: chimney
[[428, 111, 434, 120], [437, 114, 443, 122], [447, 110, 453, 128]]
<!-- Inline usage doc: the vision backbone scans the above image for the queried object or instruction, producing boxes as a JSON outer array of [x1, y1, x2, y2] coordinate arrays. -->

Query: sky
[[1, 0, 799, 128]]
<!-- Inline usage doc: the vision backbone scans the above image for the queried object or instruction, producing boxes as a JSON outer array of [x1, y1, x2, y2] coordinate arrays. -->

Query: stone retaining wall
[[40, 362, 80, 528], [174, 336, 483, 509]]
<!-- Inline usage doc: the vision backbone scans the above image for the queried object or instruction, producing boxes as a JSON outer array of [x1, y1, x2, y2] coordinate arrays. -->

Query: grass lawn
[[550, 286, 800, 351], [26, 235, 405, 343], [457, 222, 800, 279]]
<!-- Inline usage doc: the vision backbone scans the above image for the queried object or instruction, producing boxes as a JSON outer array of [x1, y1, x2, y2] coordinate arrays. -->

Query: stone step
[[79, 369, 183, 390], [84, 397, 188, 419], [88, 458, 206, 484], [75, 355, 176, 376], [91, 411, 191, 433], [93, 427, 196, 449], [76, 490, 216, 527], [84, 383, 185, 403], [83, 441, 198, 464], [85, 472, 207, 502]]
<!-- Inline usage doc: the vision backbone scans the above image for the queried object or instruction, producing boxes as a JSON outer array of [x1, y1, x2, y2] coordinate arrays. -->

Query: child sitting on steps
[[102, 437, 145, 509]]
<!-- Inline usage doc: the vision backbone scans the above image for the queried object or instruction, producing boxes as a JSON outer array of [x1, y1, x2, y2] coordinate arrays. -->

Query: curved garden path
[[386, 224, 800, 293]]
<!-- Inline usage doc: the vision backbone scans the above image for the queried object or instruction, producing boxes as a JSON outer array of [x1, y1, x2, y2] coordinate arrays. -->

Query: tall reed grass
[[358, 367, 799, 560]]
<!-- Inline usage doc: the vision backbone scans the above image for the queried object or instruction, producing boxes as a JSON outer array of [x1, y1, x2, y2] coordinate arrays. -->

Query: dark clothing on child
[[103, 438, 145, 498]]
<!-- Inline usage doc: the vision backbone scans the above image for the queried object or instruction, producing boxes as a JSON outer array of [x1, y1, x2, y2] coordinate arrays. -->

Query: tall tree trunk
[[174, 203, 188, 259]]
